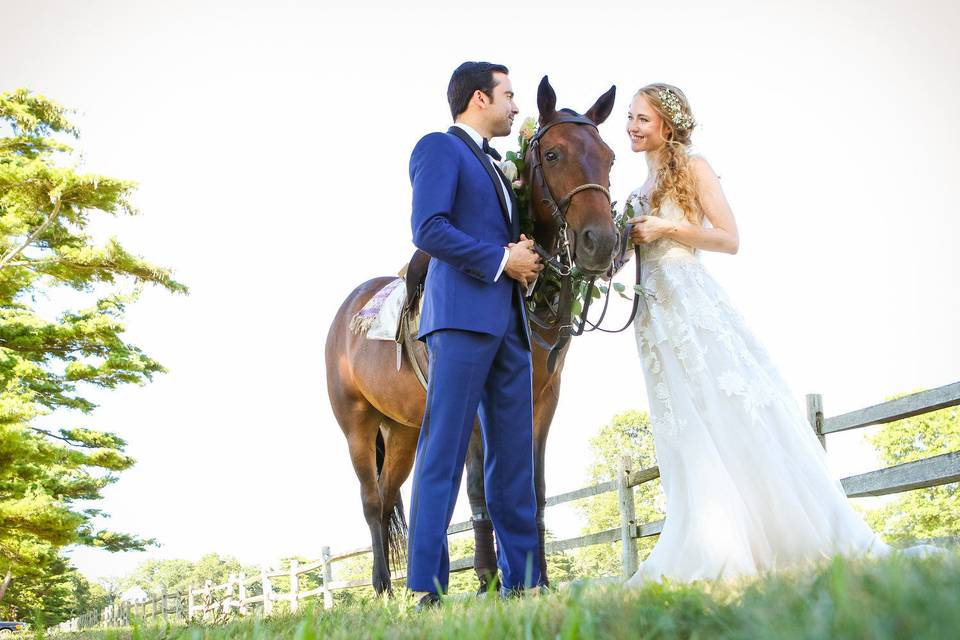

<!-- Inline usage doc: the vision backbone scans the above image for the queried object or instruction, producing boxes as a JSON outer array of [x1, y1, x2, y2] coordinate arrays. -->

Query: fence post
[[261, 565, 273, 616], [223, 574, 235, 617], [188, 586, 195, 621], [289, 559, 300, 613], [617, 456, 639, 577], [806, 393, 826, 450], [203, 580, 213, 621], [321, 546, 334, 610], [152, 594, 157, 620], [238, 572, 248, 616]]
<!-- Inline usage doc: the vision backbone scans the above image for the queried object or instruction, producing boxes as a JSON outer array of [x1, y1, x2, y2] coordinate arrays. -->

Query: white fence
[[58, 382, 960, 631]]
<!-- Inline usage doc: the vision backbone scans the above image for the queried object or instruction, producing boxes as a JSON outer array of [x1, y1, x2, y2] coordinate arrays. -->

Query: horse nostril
[[581, 229, 598, 254]]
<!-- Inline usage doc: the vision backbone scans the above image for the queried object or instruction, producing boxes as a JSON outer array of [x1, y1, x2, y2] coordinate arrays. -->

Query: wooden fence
[[57, 382, 960, 631]]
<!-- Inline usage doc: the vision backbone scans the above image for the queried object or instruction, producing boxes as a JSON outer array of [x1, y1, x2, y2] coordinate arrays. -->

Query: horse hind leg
[[376, 420, 419, 589], [341, 405, 393, 595], [465, 420, 499, 594]]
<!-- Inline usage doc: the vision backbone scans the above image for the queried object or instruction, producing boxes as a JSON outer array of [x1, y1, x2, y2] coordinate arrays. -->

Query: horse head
[[527, 76, 617, 277]]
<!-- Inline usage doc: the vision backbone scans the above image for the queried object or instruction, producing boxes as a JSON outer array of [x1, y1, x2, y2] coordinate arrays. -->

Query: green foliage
[[116, 555, 258, 599], [49, 552, 960, 640], [573, 409, 663, 578], [864, 397, 959, 544], [0, 88, 185, 625], [1, 550, 109, 629]]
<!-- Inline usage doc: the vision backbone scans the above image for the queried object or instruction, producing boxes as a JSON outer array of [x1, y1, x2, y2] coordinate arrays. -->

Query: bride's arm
[[631, 157, 740, 254]]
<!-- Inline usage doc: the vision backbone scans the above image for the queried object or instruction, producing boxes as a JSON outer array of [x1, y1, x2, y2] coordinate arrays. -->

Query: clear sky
[[2, 0, 958, 584]]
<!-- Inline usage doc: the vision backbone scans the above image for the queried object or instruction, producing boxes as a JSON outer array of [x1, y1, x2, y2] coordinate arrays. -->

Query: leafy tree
[[69, 572, 111, 615], [183, 554, 254, 593], [863, 399, 959, 545], [0, 546, 109, 625], [573, 409, 664, 577], [116, 554, 258, 598], [0, 88, 185, 623], [117, 558, 193, 596], [258, 555, 320, 616]]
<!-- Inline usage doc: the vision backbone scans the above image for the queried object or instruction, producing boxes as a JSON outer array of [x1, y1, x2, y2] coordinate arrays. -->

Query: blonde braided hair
[[635, 83, 702, 224]]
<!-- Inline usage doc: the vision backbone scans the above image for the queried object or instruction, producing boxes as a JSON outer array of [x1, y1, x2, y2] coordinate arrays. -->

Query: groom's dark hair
[[447, 61, 510, 120]]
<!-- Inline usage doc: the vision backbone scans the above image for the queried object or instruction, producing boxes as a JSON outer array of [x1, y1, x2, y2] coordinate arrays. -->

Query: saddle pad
[[349, 278, 405, 340]]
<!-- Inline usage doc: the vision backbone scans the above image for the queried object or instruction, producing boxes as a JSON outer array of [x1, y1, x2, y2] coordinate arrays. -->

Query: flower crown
[[657, 88, 695, 132]]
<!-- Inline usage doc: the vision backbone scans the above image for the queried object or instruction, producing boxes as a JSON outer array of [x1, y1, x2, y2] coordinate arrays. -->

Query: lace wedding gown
[[626, 188, 888, 585]]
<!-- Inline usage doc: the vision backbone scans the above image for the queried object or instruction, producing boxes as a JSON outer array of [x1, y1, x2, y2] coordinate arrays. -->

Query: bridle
[[526, 114, 611, 278], [525, 114, 644, 371]]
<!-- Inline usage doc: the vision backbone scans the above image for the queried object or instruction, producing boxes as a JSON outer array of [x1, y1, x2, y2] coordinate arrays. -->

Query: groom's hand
[[505, 235, 542, 286]]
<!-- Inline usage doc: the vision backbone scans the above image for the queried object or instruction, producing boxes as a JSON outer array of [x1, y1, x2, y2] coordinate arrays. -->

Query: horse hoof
[[475, 572, 501, 597]]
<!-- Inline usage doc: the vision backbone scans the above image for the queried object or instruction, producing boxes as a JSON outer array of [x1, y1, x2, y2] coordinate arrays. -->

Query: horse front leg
[[465, 420, 499, 594], [531, 374, 562, 588], [533, 428, 549, 586]]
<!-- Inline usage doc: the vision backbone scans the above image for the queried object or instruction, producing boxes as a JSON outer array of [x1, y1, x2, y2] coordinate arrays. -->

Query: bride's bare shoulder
[[688, 154, 717, 178], [688, 155, 724, 195]]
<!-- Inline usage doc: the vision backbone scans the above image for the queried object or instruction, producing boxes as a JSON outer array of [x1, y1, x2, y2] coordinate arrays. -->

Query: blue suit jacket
[[410, 127, 529, 347]]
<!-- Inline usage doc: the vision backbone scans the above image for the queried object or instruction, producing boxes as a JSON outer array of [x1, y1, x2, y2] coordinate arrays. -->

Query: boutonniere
[[499, 159, 518, 183], [503, 117, 537, 236]]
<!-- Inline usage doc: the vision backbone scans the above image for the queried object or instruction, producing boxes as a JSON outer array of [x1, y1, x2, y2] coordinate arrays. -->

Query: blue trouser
[[406, 309, 540, 593]]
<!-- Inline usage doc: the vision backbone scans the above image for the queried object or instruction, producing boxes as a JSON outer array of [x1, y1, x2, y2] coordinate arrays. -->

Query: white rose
[[500, 161, 518, 182]]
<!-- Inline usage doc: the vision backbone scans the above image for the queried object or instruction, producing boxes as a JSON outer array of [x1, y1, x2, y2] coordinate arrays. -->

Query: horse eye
[[545, 151, 558, 162]]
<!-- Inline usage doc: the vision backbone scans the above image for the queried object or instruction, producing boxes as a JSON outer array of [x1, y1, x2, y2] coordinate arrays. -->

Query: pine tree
[[0, 88, 186, 622]]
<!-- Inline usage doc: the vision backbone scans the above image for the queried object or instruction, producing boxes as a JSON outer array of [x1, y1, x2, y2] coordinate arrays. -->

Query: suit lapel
[[447, 126, 512, 230], [502, 166, 521, 239]]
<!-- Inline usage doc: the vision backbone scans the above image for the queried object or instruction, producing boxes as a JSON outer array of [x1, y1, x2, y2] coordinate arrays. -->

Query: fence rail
[[58, 382, 959, 631]]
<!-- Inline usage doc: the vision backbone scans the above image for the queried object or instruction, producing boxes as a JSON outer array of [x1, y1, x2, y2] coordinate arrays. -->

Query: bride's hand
[[628, 215, 674, 243]]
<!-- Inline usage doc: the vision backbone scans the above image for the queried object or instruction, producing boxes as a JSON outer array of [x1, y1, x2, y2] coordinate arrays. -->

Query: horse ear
[[585, 85, 617, 125], [537, 75, 557, 125]]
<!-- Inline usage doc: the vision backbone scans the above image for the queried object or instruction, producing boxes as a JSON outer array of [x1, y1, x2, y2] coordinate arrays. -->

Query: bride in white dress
[[623, 84, 889, 585]]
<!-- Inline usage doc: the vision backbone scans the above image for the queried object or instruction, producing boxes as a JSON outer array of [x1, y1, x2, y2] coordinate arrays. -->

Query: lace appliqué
[[633, 197, 785, 440], [717, 369, 774, 424], [651, 381, 687, 440]]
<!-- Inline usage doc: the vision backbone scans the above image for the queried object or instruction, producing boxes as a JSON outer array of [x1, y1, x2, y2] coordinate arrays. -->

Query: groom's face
[[482, 72, 518, 138]]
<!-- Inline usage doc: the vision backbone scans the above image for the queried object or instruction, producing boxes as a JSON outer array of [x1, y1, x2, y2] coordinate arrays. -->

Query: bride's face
[[626, 94, 667, 154]]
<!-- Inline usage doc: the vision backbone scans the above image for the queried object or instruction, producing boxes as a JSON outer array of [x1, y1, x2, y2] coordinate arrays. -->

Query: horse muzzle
[[572, 225, 617, 276]]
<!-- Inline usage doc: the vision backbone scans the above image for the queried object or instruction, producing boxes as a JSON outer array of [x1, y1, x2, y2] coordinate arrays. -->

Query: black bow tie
[[482, 138, 502, 161]]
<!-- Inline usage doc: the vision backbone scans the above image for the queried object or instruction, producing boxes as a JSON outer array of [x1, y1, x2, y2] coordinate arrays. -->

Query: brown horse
[[325, 76, 618, 595]]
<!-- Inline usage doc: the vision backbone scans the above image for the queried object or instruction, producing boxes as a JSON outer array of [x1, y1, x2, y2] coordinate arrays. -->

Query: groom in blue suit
[[407, 61, 544, 605]]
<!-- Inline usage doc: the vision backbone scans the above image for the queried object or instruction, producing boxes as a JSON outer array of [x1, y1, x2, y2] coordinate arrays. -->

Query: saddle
[[396, 250, 431, 389]]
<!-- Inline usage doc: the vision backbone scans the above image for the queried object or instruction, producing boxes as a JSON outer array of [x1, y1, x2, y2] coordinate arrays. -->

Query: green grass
[[50, 552, 960, 640]]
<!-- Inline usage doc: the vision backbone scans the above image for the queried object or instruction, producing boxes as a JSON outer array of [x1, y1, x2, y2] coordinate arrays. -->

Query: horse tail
[[376, 429, 408, 570]]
